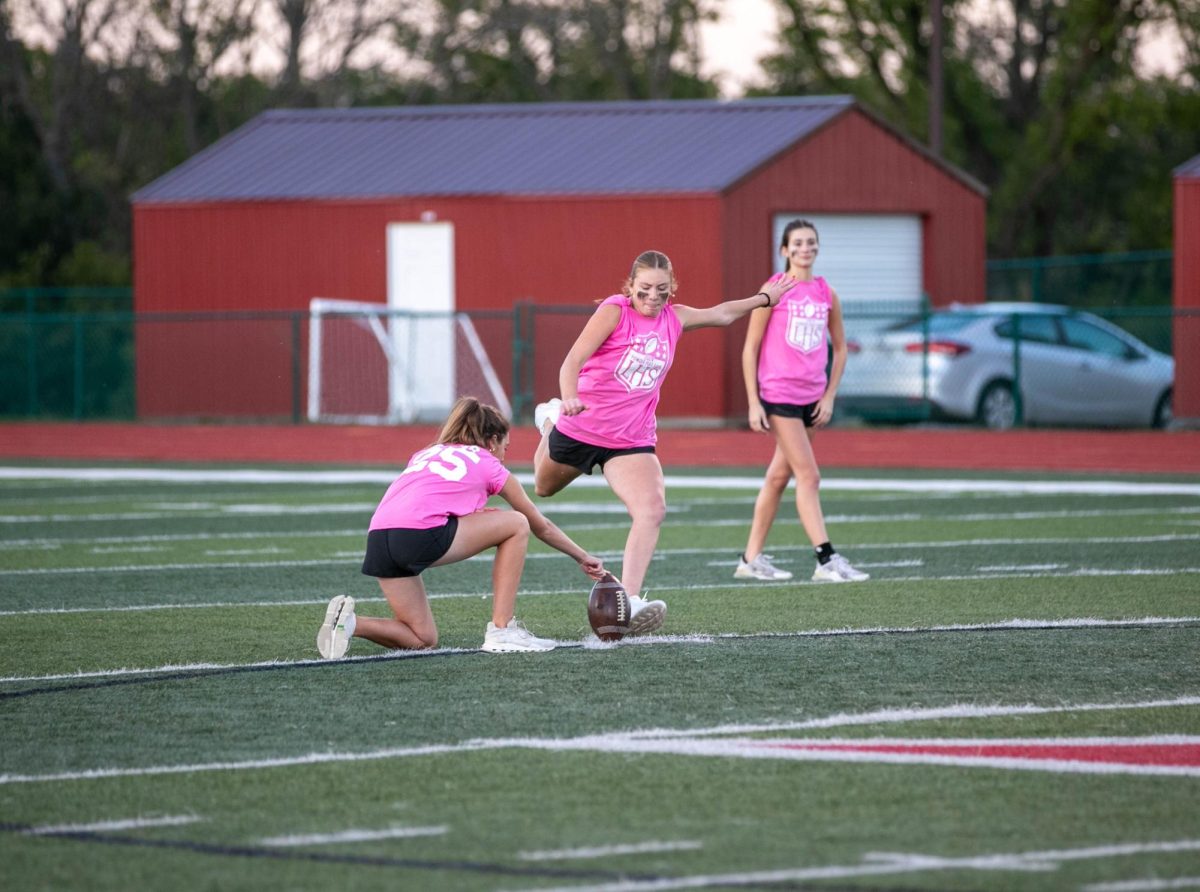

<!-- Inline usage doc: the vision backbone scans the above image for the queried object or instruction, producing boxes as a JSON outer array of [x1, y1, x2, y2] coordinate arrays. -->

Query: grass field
[[2, 462, 1199, 891]]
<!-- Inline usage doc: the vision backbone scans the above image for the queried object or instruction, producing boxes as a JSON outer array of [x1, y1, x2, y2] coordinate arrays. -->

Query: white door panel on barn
[[772, 214, 923, 333], [387, 221, 456, 420]]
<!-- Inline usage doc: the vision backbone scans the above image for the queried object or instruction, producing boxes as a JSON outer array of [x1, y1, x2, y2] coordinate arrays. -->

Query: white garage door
[[771, 214, 923, 330]]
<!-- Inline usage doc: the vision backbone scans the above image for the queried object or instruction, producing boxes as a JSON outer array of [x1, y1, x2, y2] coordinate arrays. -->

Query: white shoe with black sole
[[317, 595, 356, 658]]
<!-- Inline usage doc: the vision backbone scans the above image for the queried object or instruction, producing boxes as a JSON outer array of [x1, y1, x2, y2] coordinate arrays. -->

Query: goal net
[[307, 298, 511, 424]]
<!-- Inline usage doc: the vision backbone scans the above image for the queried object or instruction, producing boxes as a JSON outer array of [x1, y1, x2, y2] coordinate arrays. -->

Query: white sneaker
[[481, 618, 557, 653], [734, 553, 793, 581], [812, 554, 870, 583], [627, 594, 667, 635], [534, 398, 562, 435], [317, 595, 356, 658]]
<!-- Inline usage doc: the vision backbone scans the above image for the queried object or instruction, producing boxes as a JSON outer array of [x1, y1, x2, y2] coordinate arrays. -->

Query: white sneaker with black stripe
[[317, 595, 357, 658], [812, 554, 870, 583]]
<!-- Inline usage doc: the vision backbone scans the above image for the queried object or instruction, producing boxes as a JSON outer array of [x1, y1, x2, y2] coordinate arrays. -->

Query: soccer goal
[[306, 298, 512, 424]]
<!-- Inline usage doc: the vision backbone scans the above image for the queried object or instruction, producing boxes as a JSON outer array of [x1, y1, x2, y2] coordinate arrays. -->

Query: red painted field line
[[766, 741, 1200, 767], [1, 422, 1198, 474]]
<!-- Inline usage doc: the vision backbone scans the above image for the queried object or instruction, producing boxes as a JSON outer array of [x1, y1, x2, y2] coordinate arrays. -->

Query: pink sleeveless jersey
[[757, 274, 832, 405], [555, 294, 683, 449], [368, 443, 509, 531]]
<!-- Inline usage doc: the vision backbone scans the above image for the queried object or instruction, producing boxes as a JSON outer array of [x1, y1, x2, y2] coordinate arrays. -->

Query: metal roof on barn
[[133, 96, 885, 203], [1175, 152, 1200, 178]]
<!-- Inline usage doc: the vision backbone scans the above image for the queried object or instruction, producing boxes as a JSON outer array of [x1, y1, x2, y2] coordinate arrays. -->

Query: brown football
[[587, 572, 631, 641]]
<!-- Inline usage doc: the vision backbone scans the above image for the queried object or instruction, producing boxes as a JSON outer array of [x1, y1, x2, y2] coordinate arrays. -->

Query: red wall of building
[[718, 108, 986, 416], [134, 196, 726, 419], [1173, 176, 1200, 420]]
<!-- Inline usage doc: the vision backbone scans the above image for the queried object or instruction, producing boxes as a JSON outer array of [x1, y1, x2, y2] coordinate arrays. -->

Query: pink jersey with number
[[555, 294, 683, 448], [368, 443, 509, 531], [757, 274, 832, 405]]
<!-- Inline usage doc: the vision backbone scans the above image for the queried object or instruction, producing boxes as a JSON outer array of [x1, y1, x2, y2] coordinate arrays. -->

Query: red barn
[[1174, 152, 1200, 423], [132, 97, 987, 421]]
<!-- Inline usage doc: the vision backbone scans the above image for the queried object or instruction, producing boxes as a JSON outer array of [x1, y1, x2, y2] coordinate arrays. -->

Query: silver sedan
[[839, 303, 1175, 429]]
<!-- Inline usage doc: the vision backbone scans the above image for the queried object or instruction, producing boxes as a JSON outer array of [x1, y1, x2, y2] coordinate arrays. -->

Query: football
[[587, 572, 631, 641]]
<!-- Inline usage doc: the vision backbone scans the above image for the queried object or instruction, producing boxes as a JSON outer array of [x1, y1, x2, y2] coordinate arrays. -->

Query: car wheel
[[976, 381, 1017, 430], [1153, 390, 1172, 429]]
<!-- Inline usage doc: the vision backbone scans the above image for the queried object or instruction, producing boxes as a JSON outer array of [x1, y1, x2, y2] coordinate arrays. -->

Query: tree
[[393, 0, 718, 103], [0, 0, 141, 281], [264, 0, 394, 106], [758, 0, 1200, 258], [143, 0, 257, 155]]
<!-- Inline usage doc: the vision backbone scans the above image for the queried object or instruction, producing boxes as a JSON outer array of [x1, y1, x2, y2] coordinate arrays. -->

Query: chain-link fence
[[0, 306, 522, 424], [1, 283, 1188, 430], [986, 250, 1173, 308]]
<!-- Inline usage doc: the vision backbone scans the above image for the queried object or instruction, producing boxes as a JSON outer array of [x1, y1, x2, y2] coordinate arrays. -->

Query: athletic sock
[[815, 542, 835, 565]]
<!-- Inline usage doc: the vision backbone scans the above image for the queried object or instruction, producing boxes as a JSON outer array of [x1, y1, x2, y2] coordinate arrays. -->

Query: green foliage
[[758, 0, 1199, 258], [0, 0, 1195, 292], [0, 0, 720, 289], [52, 242, 130, 288]]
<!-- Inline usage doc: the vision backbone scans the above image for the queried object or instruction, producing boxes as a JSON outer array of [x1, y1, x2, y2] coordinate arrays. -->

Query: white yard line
[[617, 696, 1200, 739], [978, 563, 1068, 572], [1086, 877, 1200, 891], [4, 532, 1199, 577], [3, 466, 1200, 495], [518, 840, 704, 861], [24, 814, 203, 835], [0, 529, 365, 549], [258, 825, 447, 846], [0, 645, 480, 683], [502, 840, 1200, 892], [2, 695, 1197, 787], [0, 741, 507, 786], [1, 616, 1196, 683], [0, 596, 366, 618], [555, 736, 1200, 777], [4, 505, 1199, 545]]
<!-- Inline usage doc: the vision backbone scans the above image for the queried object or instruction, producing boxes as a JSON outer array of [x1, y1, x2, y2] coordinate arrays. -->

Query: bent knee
[[533, 474, 561, 498], [795, 469, 821, 492], [765, 467, 792, 491], [631, 498, 668, 527], [507, 511, 531, 537], [401, 626, 438, 650]]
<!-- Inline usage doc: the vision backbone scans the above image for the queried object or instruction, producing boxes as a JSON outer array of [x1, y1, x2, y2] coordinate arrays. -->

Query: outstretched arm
[[674, 274, 797, 330], [498, 476, 605, 578]]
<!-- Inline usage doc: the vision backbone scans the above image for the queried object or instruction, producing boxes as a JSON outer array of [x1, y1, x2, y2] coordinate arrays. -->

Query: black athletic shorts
[[760, 399, 820, 428], [548, 427, 655, 475], [361, 517, 459, 578]]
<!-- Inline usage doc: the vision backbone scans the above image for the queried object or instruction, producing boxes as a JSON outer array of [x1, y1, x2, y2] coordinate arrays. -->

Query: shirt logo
[[786, 298, 828, 354], [614, 332, 670, 392]]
